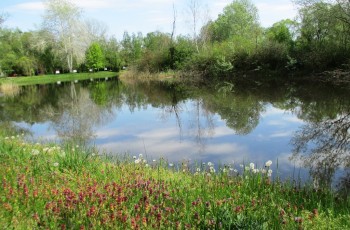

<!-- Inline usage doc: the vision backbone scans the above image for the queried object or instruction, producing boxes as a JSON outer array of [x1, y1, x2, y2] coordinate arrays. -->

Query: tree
[[211, 0, 261, 43], [266, 19, 298, 45], [294, 0, 350, 69], [41, 0, 89, 72], [85, 42, 105, 71]]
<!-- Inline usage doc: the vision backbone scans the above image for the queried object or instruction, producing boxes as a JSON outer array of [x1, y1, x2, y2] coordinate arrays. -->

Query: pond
[[0, 77, 349, 187]]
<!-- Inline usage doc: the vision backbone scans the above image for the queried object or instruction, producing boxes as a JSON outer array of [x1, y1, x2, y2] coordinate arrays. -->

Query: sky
[[1, 0, 298, 40]]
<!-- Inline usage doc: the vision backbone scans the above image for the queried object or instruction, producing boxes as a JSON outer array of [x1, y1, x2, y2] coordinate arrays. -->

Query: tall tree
[[211, 0, 260, 43], [41, 0, 89, 72], [85, 42, 105, 71]]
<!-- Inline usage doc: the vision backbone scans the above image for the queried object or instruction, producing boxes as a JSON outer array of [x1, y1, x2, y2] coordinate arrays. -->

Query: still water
[[0, 77, 349, 185]]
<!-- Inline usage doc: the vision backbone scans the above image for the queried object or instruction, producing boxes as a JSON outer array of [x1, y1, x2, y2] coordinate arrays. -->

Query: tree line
[[1, 0, 350, 79]]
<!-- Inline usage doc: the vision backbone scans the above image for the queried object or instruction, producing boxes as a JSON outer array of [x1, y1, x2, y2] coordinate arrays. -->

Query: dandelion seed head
[[265, 160, 272, 167], [53, 162, 59, 167]]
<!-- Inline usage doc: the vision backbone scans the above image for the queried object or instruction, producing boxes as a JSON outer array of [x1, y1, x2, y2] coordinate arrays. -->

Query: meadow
[[0, 72, 118, 86], [0, 134, 349, 229]]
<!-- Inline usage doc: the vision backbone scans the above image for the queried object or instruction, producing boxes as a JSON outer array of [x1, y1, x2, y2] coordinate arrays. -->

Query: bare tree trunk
[[188, 0, 200, 53]]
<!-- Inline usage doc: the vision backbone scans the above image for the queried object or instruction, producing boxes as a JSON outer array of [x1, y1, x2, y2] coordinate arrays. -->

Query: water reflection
[[42, 82, 115, 145], [0, 78, 349, 187], [291, 112, 350, 187]]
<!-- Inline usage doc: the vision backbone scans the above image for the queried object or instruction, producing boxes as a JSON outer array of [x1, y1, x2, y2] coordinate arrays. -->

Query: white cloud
[[13, 2, 45, 11], [269, 131, 293, 138]]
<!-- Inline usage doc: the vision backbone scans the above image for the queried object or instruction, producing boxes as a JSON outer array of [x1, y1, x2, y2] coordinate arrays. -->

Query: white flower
[[208, 162, 214, 167], [133, 156, 137, 159], [267, 169, 273, 177], [153, 159, 156, 162], [139, 154, 143, 158], [11, 136, 15, 139], [234, 169, 238, 173], [240, 164, 244, 168], [249, 163, 255, 170], [261, 169, 267, 174], [4, 137, 9, 140], [210, 166, 216, 173], [252, 169, 258, 174], [53, 162, 59, 167], [91, 153, 96, 157], [196, 168, 201, 172], [265, 160, 272, 167], [143, 159, 147, 164], [145, 164, 149, 167], [31, 149, 40, 156], [169, 163, 174, 167]]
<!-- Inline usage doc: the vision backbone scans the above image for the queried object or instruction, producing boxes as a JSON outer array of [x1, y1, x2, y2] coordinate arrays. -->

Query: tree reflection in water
[[291, 112, 350, 191], [43, 82, 115, 146]]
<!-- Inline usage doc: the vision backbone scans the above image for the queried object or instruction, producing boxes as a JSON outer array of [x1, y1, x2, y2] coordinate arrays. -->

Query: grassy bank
[[0, 71, 118, 86], [0, 135, 349, 229]]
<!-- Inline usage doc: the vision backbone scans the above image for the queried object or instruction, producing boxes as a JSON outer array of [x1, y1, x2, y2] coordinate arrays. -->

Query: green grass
[[0, 71, 118, 86], [0, 134, 349, 229]]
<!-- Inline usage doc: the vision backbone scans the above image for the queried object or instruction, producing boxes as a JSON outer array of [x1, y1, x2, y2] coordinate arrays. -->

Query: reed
[[0, 82, 21, 97]]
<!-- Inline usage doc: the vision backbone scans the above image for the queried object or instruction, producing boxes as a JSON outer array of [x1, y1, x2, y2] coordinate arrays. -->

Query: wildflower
[[143, 159, 147, 164], [239, 164, 244, 168], [210, 166, 215, 173], [265, 160, 272, 167], [169, 163, 174, 167], [135, 159, 141, 164], [267, 169, 273, 177], [53, 162, 59, 167], [249, 163, 255, 170], [139, 154, 143, 158], [145, 164, 149, 167], [91, 153, 96, 157], [4, 137, 9, 140], [11, 136, 15, 139], [153, 159, 156, 162], [133, 156, 137, 159], [252, 169, 259, 174], [196, 168, 201, 172], [208, 162, 214, 167], [261, 169, 267, 174], [31, 149, 40, 156]]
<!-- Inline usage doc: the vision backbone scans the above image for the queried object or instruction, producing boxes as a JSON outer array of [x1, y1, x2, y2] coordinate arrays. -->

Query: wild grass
[[0, 72, 118, 86], [0, 82, 21, 97], [0, 135, 349, 229], [119, 68, 180, 84]]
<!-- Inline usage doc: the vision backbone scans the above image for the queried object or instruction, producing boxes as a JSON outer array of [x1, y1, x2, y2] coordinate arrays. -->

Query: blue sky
[[1, 0, 297, 40]]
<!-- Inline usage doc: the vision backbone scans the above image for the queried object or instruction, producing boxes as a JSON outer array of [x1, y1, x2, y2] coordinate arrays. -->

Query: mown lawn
[[0, 134, 349, 229], [0, 71, 118, 86]]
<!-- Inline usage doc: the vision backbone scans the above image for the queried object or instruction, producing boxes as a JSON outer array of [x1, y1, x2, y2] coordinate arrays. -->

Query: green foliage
[[0, 135, 349, 229], [210, 0, 261, 43], [85, 42, 105, 71]]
